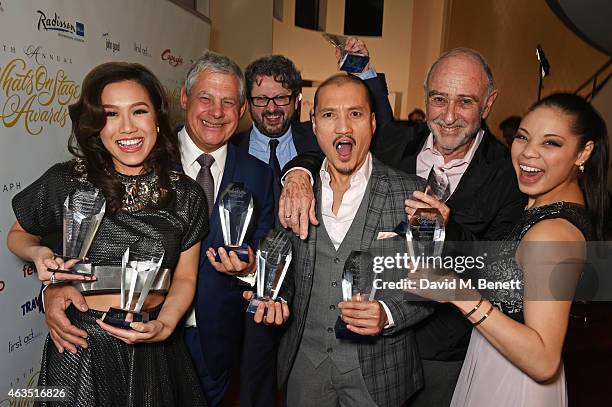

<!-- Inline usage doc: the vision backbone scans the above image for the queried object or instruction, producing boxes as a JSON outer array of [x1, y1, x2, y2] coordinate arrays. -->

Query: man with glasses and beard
[[232, 38, 394, 213]]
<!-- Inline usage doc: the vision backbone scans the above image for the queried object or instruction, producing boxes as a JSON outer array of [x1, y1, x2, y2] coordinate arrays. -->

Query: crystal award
[[217, 182, 254, 262], [51, 189, 106, 275], [335, 251, 376, 340], [406, 167, 448, 259], [246, 229, 292, 314], [102, 238, 165, 329], [322, 33, 370, 73]]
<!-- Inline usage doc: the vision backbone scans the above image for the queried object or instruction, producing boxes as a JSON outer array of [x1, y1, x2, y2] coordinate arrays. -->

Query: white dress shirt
[[180, 127, 255, 327], [319, 153, 394, 328]]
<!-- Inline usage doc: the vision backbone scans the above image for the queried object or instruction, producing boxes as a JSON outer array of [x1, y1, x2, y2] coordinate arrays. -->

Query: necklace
[[113, 170, 161, 212]]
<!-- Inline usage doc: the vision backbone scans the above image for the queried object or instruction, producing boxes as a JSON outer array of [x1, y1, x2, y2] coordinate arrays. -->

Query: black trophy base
[[335, 316, 369, 341], [47, 256, 93, 276], [247, 296, 264, 314], [102, 307, 149, 329], [215, 243, 249, 263], [246, 296, 285, 315]]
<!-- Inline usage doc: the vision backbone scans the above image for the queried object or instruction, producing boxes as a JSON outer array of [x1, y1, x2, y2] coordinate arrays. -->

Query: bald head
[[423, 48, 498, 159], [425, 48, 494, 100], [313, 73, 373, 114]]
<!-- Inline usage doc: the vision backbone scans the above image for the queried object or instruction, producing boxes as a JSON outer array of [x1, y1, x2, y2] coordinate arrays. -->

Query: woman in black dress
[[8, 62, 207, 406], [449, 93, 608, 406]]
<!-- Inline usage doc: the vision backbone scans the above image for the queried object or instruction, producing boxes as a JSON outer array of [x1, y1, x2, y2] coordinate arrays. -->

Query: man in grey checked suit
[[252, 74, 433, 407]]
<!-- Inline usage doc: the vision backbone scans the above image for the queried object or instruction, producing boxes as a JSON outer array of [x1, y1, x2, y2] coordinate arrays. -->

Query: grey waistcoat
[[300, 180, 372, 374]]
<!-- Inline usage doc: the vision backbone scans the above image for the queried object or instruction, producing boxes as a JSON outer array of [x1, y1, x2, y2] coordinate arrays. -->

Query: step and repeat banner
[[0, 0, 210, 401]]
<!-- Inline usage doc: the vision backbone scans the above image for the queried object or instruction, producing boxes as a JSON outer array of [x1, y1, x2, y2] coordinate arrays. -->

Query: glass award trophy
[[217, 183, 254, 262], [50, 189, 106, 275], [322, 33, 370, 73], [406, 167, 449, 259], [335, 251, 376, 340], [102, 238, 165, 329], [246, 229, 292, 314]]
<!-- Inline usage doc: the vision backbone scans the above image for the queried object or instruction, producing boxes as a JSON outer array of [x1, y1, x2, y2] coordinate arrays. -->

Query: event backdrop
[[0, 0, 210, 401]]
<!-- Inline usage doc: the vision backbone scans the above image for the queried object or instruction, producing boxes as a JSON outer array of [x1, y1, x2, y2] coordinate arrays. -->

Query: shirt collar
[[421, 129, 484, 167], [250, 124, 293, 151], [320, 152, 373, 185], [178, 126, 227, 171]]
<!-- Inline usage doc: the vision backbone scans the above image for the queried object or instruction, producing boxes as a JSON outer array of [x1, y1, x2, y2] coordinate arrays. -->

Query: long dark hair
[[529, 93, 609, 239], [68, 62, 180, 213]]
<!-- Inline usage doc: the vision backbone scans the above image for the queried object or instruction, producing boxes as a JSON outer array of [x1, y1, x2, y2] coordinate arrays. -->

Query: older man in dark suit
[[250, 74, 433, 407]]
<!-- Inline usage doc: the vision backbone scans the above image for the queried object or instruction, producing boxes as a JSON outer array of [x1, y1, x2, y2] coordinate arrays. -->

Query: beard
[[428, 115, 482, 155], [252, 109, 293, 138]]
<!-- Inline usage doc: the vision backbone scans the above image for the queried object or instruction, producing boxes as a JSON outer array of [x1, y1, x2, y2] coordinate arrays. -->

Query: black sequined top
[[482, 202, 594, 322], [12, 160, 209, 270]]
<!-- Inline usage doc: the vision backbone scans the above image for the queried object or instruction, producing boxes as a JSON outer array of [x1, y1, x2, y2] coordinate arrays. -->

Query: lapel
[[446, 129, 493, 208], [291, 122, 308, 153], [406, 126, 429, 174], [360, 158, 389, 250], [233, 130, 251, 152], [291, 120, 320, 154]]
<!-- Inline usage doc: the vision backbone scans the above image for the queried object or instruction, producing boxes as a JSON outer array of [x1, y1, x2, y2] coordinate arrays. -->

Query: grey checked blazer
[[278, 157, 434, 407]]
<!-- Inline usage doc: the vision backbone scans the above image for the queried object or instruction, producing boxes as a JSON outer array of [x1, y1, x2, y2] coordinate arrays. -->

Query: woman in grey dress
[[446, 93, 608, 406]]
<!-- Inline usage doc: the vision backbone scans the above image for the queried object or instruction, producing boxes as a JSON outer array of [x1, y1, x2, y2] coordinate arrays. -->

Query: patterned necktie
[[269, 139, 282, 209], [196, 153, 215, 217]]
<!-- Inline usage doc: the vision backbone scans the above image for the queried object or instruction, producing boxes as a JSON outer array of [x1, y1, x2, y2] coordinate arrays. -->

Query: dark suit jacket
[[372, 120, 526, 360], [282, 121, 527, 360], [230, 73, 394, 167], [278, 158, 434, 407], [193, 142, 275, 378]]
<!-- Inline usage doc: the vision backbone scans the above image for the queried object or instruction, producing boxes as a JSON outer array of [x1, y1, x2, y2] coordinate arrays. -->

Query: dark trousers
[[185, 326, 230, 407], [408, 359, 463, 407], [185, 318, 278, 407], [240, 317, 279, 407]]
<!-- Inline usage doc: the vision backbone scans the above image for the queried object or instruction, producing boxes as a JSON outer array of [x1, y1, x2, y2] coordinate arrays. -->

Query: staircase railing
[[574, 58, 612, 102]]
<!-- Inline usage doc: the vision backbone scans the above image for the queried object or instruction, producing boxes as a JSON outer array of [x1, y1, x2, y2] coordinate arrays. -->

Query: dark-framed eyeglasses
[[250, 94, 294, 107]]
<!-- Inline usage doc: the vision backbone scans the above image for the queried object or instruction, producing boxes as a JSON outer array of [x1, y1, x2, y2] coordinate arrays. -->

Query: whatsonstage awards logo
[[36, 9, 85, 43], [0, 58, 80, 135]]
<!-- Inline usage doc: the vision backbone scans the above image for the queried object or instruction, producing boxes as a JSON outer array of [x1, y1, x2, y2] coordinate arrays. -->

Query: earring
[[156, 125, 160, 133], [578, 162, 585, 173]]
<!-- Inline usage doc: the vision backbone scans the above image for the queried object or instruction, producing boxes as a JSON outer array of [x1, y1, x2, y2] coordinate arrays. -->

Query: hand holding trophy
[[102, 238, 165, 329], [246, 229, 292, 317], [335, 251, 378, 340], [217, 182, 254, 263], [49, 188, 106, 277], [322, 33, 370, 73], [406, 167, 449, 259]]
